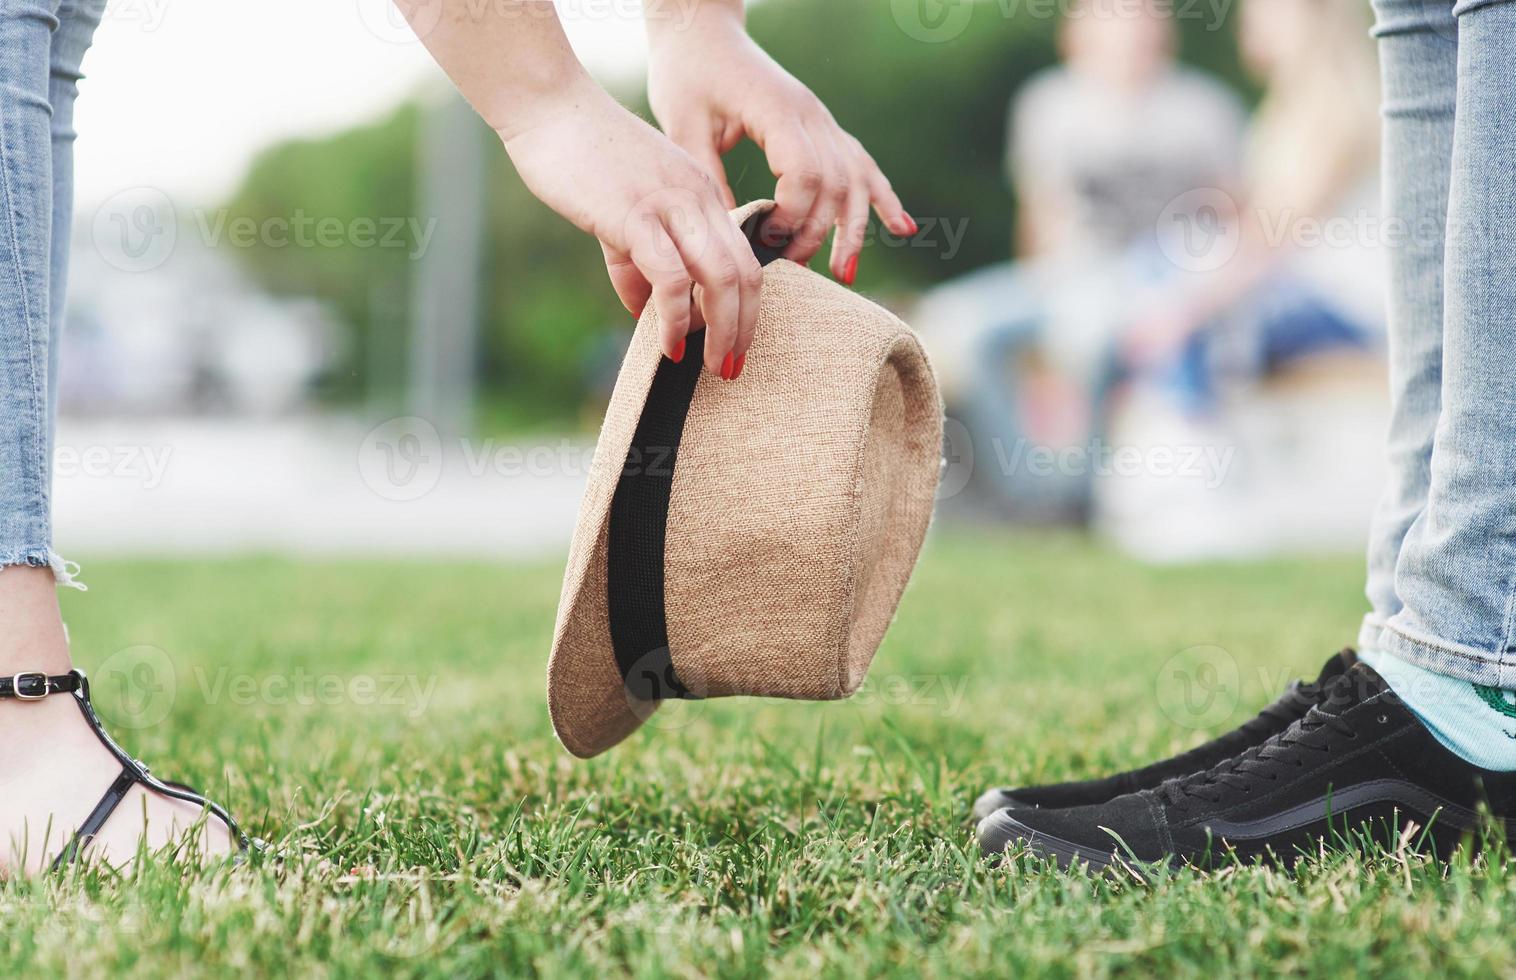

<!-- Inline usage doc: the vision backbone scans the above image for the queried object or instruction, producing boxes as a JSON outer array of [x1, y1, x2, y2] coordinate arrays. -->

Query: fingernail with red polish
[[670, 338, 685, 364], [732, 353, 746, 380], [841, 255, 858, 286], [721, 352, 734, 380], [902, 212, 919, 236]]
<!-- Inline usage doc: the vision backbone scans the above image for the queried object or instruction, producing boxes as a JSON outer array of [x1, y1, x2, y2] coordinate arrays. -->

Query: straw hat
[[547, 200, 942, 758]]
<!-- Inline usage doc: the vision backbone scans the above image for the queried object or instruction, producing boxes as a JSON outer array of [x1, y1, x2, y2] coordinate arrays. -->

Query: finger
[[765, 125, 825, 257], [709, 202, 764, 367], [679, 135, 738, 210], [669, 212, 745, 378], [852, 138, 916, 238], [829, 154, 871, 286], [664, 115, 740, 210], [781, 127, 847, 266], [601, 241, 652, 317], [630, 225, 694, 362]]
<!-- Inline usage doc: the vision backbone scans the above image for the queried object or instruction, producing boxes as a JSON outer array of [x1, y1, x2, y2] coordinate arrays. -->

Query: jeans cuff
[[1377, 620, 1516, 687], [1453, 0, 1516, 16], [0, 549, 87, 591]]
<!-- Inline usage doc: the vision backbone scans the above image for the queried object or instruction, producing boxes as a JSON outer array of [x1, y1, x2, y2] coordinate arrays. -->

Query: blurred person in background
[[924, 0, 1247, 522], [1011, 0, 1244, 271], [1121, 0, 1382, 409], [0, 0, 911, 873], [934, 0, 1380, 525], [1094, 0, 1385, 560]]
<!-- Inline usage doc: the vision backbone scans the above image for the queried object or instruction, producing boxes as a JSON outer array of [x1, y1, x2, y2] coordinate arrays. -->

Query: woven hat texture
[[547, 200, 942, 758]]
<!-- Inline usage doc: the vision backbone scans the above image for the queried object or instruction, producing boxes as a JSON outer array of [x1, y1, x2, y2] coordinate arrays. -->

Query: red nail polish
[[902, 212, 919, 236], [670, 338, 685, 363], [732, 353, 746, 380], [721, 352, 734, 380], [841, 255, 858, 286]]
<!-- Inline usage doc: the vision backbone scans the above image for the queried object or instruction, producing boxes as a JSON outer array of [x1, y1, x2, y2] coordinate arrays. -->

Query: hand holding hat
[[547, 201, 942, 757]]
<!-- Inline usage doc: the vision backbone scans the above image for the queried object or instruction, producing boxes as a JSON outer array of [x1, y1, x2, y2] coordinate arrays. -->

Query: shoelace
[[1151, 678, 1327, 777], [1158, 704, 1359, 807], [1236, 680, 1326, 738]]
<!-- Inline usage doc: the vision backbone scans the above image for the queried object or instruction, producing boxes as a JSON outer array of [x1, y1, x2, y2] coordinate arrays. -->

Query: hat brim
[[546, 201, 938, 758], [546, 202, 779, 758]]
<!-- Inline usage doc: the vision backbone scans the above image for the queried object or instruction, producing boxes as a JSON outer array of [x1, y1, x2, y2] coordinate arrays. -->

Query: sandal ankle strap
[[0, 670, 82, 700]]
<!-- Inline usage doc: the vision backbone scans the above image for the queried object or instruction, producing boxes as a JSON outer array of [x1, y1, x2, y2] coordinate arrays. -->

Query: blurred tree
[[222, 104, 421, 403], [221, 0, 1247, 428]]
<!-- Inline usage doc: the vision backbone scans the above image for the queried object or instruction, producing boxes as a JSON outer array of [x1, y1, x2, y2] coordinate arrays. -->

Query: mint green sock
[[1358, 649, 1516, 772]]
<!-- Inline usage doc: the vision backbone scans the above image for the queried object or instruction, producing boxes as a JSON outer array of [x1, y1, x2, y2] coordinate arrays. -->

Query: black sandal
[[1, 669, 249, 870]]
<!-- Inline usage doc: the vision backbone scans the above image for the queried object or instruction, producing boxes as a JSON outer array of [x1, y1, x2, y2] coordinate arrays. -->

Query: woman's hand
[[396, 0, 761, 377], [504, 80, 763, 377], [645, 2, 915, 284]]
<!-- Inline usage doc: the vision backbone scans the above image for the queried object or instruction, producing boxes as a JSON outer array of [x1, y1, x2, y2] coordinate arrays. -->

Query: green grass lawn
[[3, 530, 1512, 977]]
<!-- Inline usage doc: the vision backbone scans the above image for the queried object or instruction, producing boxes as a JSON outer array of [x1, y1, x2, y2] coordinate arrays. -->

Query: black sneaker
[[971, 650, 1357, 820], [978, 663, 1516, 869]]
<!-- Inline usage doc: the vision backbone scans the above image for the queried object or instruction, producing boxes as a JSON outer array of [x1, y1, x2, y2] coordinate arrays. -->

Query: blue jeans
[[0, 0, 103, 588], [1361, 0, 1516, 684]]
